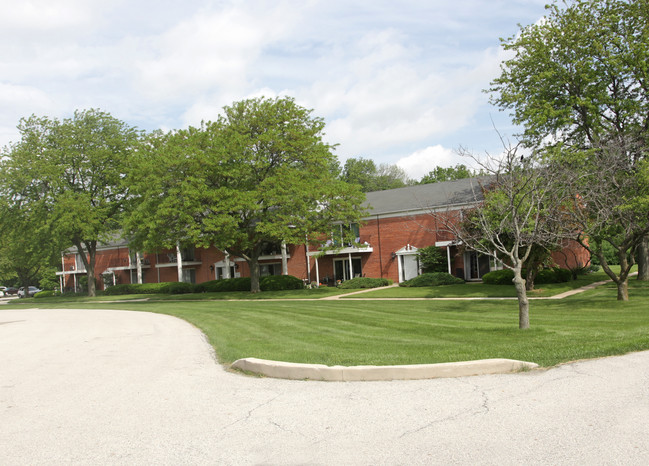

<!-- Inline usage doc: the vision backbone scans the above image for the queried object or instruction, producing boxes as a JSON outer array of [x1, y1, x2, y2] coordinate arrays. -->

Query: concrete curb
[[231, 357, 539, 381]]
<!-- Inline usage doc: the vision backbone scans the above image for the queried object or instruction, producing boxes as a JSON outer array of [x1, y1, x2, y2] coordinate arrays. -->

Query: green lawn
[[27, 286, 348, 304], [351, 270, 613, 298], [9, 277, 649, 369]]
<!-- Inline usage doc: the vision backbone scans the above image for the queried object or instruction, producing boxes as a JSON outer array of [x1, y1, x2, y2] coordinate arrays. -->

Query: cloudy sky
[[0, 0, 548, 180]]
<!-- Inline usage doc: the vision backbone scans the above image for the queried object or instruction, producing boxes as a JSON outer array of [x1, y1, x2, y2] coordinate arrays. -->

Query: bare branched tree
[[433, 143, 569, 329], [559, 137, 649, 301]]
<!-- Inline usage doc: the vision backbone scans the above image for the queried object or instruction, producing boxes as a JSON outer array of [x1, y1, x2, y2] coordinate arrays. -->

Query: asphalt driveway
[[1, 308, 648, 465]]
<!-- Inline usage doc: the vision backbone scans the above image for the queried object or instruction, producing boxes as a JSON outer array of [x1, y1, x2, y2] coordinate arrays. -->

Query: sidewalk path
[[325, 279, 613, 300]]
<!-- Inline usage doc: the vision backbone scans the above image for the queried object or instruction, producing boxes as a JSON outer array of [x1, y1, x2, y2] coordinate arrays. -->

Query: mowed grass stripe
[[13, 280, 649, 368]]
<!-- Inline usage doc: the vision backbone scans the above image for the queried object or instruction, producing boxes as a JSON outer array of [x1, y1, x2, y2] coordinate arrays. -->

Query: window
[[167, 247, 196, 263], [260, 242, 282, 256], [260, 263, 282, 277], [332, 223, 361, 247], [216, 266, 236, 280], [181, 269, 196, 284], [130, 269, 145, 284], [334, 258, 362, 281]]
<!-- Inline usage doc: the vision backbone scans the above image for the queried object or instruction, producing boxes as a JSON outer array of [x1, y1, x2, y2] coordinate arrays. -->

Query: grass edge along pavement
[[9, 276, 649, 370]]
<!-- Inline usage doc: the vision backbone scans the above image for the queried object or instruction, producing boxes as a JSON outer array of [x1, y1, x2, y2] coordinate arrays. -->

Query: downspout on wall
[[376, 215, 383, 278]]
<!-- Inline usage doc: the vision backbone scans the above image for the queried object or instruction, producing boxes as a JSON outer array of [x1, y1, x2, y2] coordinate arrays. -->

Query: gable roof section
[[363, 177, 490, 216]]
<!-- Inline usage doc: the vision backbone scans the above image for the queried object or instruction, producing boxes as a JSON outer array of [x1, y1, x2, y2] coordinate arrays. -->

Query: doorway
[[334, 258, 362, 282]]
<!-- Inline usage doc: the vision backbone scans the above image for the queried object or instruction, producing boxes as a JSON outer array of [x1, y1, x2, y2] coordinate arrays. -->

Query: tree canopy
[[0, 109, 141, 296], [127, 96, 366, 293], [419, 164, 476, 184], [489, 0, 649, 296], [490, 0, 649, 151], [341, 157, 412, 192]]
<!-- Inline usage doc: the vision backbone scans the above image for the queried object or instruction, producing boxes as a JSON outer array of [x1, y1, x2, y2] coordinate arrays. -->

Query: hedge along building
[[57, 178, 590, 292]]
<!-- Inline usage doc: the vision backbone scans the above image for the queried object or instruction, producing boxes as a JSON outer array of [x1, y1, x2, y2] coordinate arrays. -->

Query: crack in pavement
[[220, 393, 282, 430]]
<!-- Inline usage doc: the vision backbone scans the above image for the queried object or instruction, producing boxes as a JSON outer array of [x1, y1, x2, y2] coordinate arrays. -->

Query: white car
[[18, 286, 42, 298]]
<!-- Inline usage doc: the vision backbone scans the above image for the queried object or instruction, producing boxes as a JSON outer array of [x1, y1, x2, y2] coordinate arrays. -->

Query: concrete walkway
[[324, 279, 612, 300], [1, 308, 648, 465]]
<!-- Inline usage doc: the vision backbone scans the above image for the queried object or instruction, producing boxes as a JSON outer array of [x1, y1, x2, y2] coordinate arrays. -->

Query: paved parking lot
[[1, 308, 648, 465]]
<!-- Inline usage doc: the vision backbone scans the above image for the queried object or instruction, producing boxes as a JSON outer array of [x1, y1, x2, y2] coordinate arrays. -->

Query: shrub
[[260, 275, 304, 291], [337, 277, 393, 289], [197, 277, 252, 292], [481, 269, 515, 285], [164, 282, 196, 294], [418, 246, 448, 273], [103, 282, 197, 295], [483, 267, 572, 286], [535, 267, 571, 284], [103, 284, 137, 295], [34, 290, 57, 299], [399, 272, 464, 287]]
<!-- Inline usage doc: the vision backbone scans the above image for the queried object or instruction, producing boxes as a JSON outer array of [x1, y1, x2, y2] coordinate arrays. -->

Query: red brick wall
[[551, 239, 591, 270], [60, 210, 589, 289]]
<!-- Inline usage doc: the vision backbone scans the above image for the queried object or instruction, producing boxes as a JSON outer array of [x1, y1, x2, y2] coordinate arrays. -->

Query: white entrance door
[[400, 254, 419, 282]]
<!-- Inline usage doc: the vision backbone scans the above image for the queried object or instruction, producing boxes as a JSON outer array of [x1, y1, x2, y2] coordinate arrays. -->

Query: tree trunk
[[87, 246, 97, 297], [637, 235, 649, 281], [616, 279, 629, 301], [249, 257, 261, 293], [74, 241, 97, 297], [597, 248, 629, 301], [512, 269, 530, 329], [525, 267, 537, 291]]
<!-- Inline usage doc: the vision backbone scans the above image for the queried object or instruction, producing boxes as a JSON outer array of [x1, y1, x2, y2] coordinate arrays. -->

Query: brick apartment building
[[57, 178, 590, 292]]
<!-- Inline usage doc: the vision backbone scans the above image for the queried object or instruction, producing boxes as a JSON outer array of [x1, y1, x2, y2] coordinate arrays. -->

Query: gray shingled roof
[[363, 177, 490, 216]]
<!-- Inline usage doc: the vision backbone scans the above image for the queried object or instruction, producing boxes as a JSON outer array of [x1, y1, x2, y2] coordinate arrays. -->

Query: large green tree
[[0, 198, 62, 293], [419, 164, 476, 184], [0, 109, 141, 296], [127, 97, 366, 293], [489, 0, 649, 279], [557, 139, 649, 300], [341, 157, 411, 192]]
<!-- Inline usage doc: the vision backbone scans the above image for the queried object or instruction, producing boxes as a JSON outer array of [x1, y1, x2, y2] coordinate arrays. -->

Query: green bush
[[103, 282, 197, 295], [337, 277, 393, 289], [196, 277, 252, 292], [481, 269, 515, 285], [34, 290, 57, 299], [482, 267, 572, 286], [399, 272, 464, 287], [535, 267, 571, 284], [260, 275, 304, 291], [418, 246, 448, 273], [103, 284, 137, 295], [163, 282, 196, 294]]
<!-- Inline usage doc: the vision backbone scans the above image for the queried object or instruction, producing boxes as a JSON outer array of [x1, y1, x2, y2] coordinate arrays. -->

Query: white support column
[[60, 253, 65, 293], [397, 254, 403, 283], [447, 246, 452, 275], [176, 243, 184, 282], [315, 257, 320, 286], [113, 272, 116, 286], [224, 253, 231, 279], [281, 242, 288, 275], [136, 252, 143, 284], [348, 253, 353, 280]]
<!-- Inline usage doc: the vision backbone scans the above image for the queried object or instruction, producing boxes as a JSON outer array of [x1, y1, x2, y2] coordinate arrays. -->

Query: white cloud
[[396, 145, 473, 180], [131, 4, 300, 103], [0, 0, 95, 35], [0, 0, 548, 157]]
